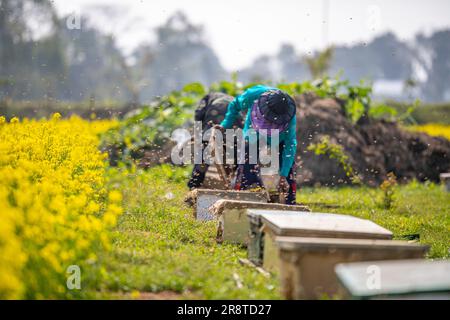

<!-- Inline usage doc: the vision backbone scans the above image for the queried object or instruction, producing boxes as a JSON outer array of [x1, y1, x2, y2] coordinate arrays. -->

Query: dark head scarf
[[251, 90, 296, 134]]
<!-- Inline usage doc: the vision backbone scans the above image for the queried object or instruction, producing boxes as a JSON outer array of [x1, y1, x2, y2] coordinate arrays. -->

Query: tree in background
[[135, 11, 226, 101], [0, 0, 64, 100], [330, 33, 413, 84], [403, 77, 418, 101], [304, 46, 334, 79], [0, 0, 134, 103], [1, 1, 449, 104], [415, 30, 450, 102], [58, 16, 130, 103], [277, 44, 308, 82]]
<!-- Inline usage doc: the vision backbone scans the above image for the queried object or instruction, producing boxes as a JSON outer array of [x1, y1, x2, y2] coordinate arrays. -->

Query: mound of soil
[[295, 93, 450, 186]]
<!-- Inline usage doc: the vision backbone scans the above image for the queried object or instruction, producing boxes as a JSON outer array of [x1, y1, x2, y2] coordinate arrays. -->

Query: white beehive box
[[185, 189, 268, 221], [335, 259, 450, 299], [276, 237, 428, 300], [208, 199, 310, 244], [247, 209, 393, 271]]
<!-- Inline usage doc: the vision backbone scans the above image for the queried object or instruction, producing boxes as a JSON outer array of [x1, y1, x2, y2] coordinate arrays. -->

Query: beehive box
[[208, 199, 310, 244], [246, 211, 310, 266], [246, 209, 393, 269], [335, 259, 450, 300], [276, 237, 429, 300], [185, 189, 268, 221], [440, 173, 450, 192]]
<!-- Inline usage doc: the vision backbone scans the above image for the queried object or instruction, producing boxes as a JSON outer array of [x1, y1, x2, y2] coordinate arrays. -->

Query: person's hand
[[278, 176, 290, 193], [213, 124, 225, 133]]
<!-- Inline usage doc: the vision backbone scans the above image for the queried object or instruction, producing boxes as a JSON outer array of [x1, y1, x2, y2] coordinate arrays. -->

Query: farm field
[[408, 123, 450, 141], [2, 0, 450, 307], [0, 116, 121, 299], [96, 166, 450, 299], [1, 115, 449, 299]]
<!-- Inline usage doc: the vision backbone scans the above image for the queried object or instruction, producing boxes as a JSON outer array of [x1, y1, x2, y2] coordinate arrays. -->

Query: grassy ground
[[297, 182, 450, 259], [101, 166, 280, 299], [99, 165, 449, 299]]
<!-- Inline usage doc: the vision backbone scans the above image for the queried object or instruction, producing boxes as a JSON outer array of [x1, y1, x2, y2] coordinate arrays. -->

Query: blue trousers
[[233, 142, 297, 205]]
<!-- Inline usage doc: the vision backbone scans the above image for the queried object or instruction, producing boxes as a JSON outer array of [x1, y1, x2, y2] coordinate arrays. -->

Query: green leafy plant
[[380, 172, 398, 209], [370, 99, 420, 124], [343, 81, 372, 124], [369, 104, 398, 120], [304, 46, 335, 79], [345, 98, 366, 124], [307, 135, 360, 184], [209, 72, 245, 96], [101, 85, 205, 166]]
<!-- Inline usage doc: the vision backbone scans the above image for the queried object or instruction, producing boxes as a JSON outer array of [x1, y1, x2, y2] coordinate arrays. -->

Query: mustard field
[[408, 123, 450, 141], [0, 115, 121, 299]]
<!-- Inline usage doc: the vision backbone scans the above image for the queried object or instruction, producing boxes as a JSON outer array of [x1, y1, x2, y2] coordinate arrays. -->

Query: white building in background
[[372, 79, 405, 100]]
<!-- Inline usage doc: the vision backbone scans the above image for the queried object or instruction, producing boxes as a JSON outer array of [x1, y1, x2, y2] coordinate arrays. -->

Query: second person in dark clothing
[[187, 92, 242, 189]]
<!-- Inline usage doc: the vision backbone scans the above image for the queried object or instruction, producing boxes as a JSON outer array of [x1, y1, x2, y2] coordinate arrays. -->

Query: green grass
[[101, 166, 280, 299], [297, 181, 450, 259], [99, 165, 449, 299], [384, 100, 450, 125]]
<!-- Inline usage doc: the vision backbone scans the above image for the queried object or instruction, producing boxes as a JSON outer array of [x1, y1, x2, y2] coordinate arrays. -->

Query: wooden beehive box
[[440, 173, 450, 192], [208, 199, 310, 244], [185, 189, 268, 221], [246, 209, 393, 270], [276, 237, 429, 300], [335, 259, 450, 300]]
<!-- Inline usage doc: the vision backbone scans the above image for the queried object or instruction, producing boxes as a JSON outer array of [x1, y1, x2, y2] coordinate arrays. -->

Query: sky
[[53, 0, 450, 70]]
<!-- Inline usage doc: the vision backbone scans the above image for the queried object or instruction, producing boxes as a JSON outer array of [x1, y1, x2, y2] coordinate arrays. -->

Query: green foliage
[[147, 163, 191, 183], [304, 46, 335, 79], [371, 99, 420, 124], [101, 87, 204, 165], [343, 81, 372, 124], [408, 102, 450, 125], [345, 99, 366, 124], [307, 135, 360, 184], [381, 98, 450, 126], [182, 82, 206, 96], [279, 77, 373, 124], [278, 77, 345, 98], [380, 172, 398, 209], [369, 104, 398, 120], [209, 72, 247, 96]]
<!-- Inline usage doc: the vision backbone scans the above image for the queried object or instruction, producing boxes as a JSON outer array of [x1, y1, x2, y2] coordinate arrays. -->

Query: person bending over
[[217, 85, 297, 204]]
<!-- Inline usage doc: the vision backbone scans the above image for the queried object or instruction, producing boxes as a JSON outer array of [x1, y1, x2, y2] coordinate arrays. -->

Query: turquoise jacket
[[220, 85, 297, 177]]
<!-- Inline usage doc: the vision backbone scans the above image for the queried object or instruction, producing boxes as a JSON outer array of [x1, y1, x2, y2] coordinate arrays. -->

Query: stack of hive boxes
[[186, 188, 447, 299]]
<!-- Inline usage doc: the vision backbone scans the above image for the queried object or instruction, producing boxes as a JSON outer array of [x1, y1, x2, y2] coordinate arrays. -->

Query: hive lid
[[192, 189, 268, 221], [209, 199, 310, 217], [335, 259, 450, 298], [191, 188, 268, 197], [275, 236, 429, 252], [252, 209, 393, 239]]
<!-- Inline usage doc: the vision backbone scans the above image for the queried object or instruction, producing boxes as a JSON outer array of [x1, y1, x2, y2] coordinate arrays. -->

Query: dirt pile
[[295, 93, 450, 186]]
